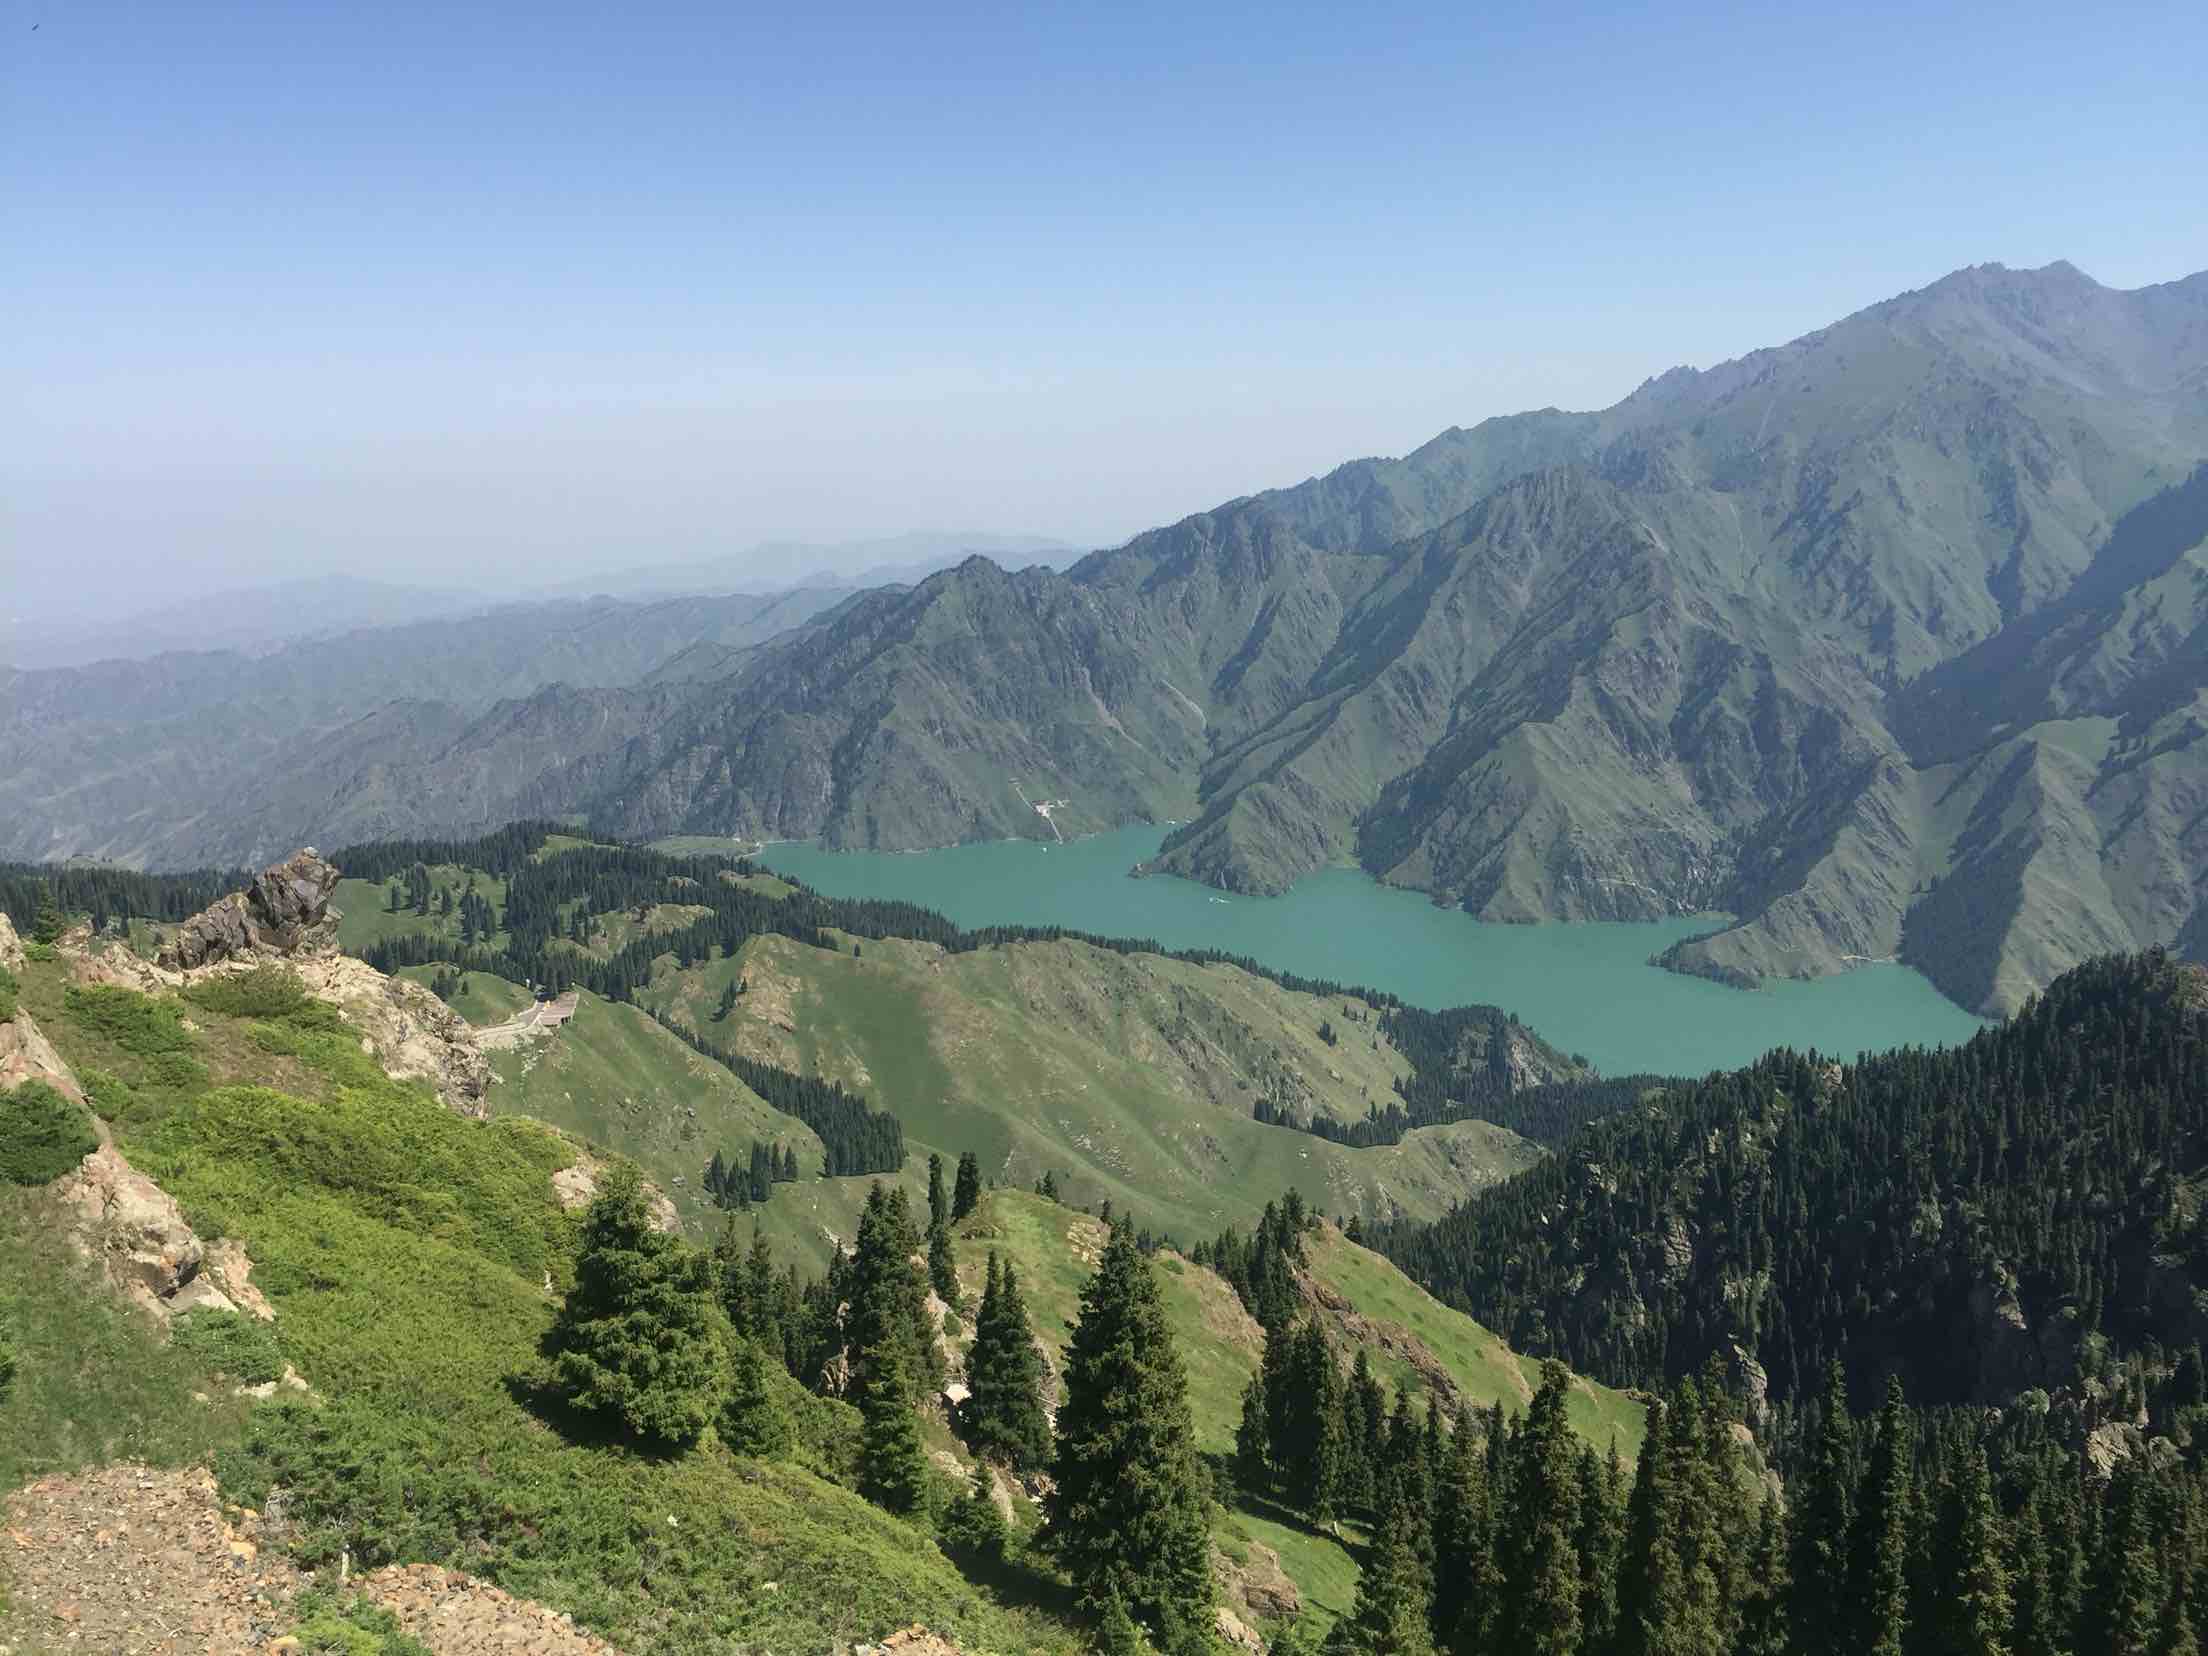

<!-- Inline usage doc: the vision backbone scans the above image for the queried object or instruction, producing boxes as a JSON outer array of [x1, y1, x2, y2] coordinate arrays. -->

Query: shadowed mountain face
[[6, 262, 2205, 1012]]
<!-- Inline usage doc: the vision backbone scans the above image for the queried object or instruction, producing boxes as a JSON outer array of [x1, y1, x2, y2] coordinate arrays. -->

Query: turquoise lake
[[758, 826, 1990, 1078]]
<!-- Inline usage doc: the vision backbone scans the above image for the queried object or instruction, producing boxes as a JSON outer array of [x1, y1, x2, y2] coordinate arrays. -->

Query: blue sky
[[6, 0, 2205, 613]]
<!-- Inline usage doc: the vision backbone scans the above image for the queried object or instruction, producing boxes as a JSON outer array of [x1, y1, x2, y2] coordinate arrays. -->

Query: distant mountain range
[[5, 261, 2203, 1013]]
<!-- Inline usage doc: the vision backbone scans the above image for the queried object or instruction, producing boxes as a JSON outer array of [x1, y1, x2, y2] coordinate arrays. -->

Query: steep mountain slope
[[10, 262, 2205, 1014], [408, 263, 2208, 1010]]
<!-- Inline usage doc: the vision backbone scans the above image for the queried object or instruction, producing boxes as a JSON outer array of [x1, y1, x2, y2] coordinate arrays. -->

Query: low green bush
[[184, 967, 345, 1031], [63, 984, 194, 1054], [0, 1081, 98, 1186], [284, 1587, 434, 1656], [0, 964, 18, 1024], [170, 1309, 286, 1385]]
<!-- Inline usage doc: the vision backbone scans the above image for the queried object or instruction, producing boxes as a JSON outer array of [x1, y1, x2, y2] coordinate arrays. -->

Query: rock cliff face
[[157, 847, 342, 969], [0, 908, 24, 971]]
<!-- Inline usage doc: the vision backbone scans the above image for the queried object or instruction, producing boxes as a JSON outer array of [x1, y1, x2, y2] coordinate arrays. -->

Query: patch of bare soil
[[2, 1465, 622, 1656]]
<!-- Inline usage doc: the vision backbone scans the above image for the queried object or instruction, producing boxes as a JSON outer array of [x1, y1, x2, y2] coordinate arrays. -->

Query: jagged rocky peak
[[158, 847, 342, 970]]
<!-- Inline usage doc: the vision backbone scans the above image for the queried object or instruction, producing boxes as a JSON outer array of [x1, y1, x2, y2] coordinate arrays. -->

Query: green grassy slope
[[468, 982, 925, 1272], [334, 871, 510, 955], [641, 930, 1542, 1247], [8, 954, 1080, 1655]]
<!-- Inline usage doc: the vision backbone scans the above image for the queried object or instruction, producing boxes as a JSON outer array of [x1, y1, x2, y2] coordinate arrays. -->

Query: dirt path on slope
[[2, 1465, 621, 1656]]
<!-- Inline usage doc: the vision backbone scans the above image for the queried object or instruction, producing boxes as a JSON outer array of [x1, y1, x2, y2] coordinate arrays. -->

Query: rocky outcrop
[[158, 848, 341, 970], [54, 1144, 279, 1325], [1217, 1538, 1302, 1622], [1967, 1272, 2083, 1400], [283, 950, 491, 1116], [0, 908, 24, 970], [62, 851, 492, 1116], [550, 1149, 681, 1234], [0, 1006, 98, 1118]]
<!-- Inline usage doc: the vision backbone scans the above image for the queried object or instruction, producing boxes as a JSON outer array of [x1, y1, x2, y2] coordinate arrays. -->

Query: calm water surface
[[760, 827, 1988, 1077]]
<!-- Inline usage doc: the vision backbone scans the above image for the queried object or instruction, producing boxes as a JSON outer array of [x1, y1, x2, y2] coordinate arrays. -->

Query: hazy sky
[[7, 0, 2206, 617]]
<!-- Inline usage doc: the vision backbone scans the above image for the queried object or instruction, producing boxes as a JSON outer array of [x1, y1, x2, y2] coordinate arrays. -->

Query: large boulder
[[0, 908, 24, 971], [55, 1144, 207, 1312], [159, 849, 341, 970]]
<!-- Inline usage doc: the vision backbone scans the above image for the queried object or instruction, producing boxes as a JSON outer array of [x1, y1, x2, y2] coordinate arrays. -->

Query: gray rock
[[158, 849, 342, 970]]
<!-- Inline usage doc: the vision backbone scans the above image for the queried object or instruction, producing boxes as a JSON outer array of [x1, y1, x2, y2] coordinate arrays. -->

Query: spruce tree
[[843, 1182, 941, 1412], [1046, 1222, 1213, 1638], [1617, 1396, 1682, 1656], [1235, 1370, 1272, 1497], [928, 1152, 948, 1231], [929, 1220, 960, 1307], [1737, 1492, 1791, 1656], [962, 1254, 1052, 1470], [1943, 1443, 2012, 1656], [545, 1163, 723, 1450], [1280, 1322, 1346, 1529], [860, 1336, 930, 1514], [720, 1334, 790, 1456], [1851, 1375, 1915, 1656], [1790, 1362, 1857, 1656], [1574, 1443, 1624, 1656], [953, 1150, 983, 1220], [1498, 1361, 1583, 1656], [2094, 1457, 2166, 1656], [1326, 1501, 1437, 1656], [1432, 1402, 1495, 1651]]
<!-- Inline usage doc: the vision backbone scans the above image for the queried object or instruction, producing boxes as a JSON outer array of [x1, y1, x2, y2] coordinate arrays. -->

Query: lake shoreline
[[757, 827, 1990, 1077]]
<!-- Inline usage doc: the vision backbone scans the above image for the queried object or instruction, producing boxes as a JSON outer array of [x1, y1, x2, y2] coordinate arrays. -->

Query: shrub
[[184, 967, 343, 1030], [21, 941, 53, 964], [0, 1312, 17, 1400], [285, 1587, 434, 1656], [0, 964, 17, 1024], [170, 1309, 286, 1385], [936, 1473, 1008, 1567], [0, 1081, 99, 1185], [63, 985, 195, 1055]]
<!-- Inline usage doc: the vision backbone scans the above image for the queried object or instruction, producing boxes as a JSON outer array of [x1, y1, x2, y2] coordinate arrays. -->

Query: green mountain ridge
[[7, 261, 2206, 1013]]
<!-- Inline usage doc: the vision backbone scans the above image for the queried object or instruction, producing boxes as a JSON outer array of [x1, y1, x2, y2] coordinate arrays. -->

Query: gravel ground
[[2, 1465, 622, 1656]]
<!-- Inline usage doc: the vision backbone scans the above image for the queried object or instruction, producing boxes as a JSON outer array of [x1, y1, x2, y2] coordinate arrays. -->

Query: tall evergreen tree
[[1046, 1222, 1213, 1639], [544, 1164, 723, 1450], [843, 1182, 942, 1412], [1279, 1322, 1346, 1529], [1325, 1501, 1436, 1656], [1852, 1376, 1916, 1656], [1497, 1361, 1584, 1656], [1942, 1443, 2013, 1656], [1738, 1493, 1791, 1656], [928, 1152, 948, 1231], [961, 1253, 1052, 1470], [720, 1334, 790, 1456], [1432, 1402, 1495, 1651], [1790, 1362, 1858, 1656], [2093, 1458, 2166, 1656], [859, 1336, 930, 1514], [1235, 1370, 1272, 1498], [953, 1150, 983, 1220]]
